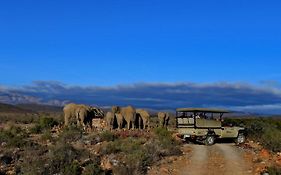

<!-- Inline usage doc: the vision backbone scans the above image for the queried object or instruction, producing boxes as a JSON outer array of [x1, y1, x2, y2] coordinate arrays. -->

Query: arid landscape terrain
[[0, 103, 280, 175]]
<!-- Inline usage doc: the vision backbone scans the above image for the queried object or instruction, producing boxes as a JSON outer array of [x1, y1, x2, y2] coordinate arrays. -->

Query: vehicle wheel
[[235, 133, 245, 144], [204, 135, 215, 145]]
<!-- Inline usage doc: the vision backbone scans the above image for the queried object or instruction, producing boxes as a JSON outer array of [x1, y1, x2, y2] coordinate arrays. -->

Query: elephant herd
[[105, 106, 150, 130], [63, 103, 170, 130]]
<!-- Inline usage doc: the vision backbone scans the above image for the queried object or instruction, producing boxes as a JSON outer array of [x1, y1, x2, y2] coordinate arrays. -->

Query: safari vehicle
[[176, 108, 246, 145]]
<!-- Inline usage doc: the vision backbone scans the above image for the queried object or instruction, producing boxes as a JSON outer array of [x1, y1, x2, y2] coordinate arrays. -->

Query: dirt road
[[148, 143, 254, 175]]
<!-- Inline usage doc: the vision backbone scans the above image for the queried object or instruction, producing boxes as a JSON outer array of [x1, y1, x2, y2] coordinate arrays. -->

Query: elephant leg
[[127, 120, 130, 130], [132, 122, 135, 130], [64, 115, 69, 126], [143, 119, 147, 130], [138, 117, 142, 129], [118, 122, 122, 130]]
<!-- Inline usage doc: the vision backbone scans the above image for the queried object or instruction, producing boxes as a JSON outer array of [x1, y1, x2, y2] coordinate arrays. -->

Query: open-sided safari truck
[[176, 108, 246, 145]]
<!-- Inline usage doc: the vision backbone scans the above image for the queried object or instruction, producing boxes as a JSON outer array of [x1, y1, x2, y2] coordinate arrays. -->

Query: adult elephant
[[136, 109, 150, 129], [64, 103, 103, 130], [112, 106, 123, 129], [112, 106, 136, 130], [158, 112, 170, 128], [76, 105, 97, 130], [105, 111, 115, 130], [63, 103, 79, 126]]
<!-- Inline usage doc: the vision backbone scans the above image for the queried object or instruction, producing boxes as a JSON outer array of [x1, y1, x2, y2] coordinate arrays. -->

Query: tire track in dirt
[[180, 144, 208, 175], [148, 143, 253, 175], [180, 144, 252, 175], [216, 144, 252, 175]]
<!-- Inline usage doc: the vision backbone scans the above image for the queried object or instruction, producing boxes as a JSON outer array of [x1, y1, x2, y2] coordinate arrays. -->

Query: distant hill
[[0, 103, 33, 113], [16, 103, 63, 113]]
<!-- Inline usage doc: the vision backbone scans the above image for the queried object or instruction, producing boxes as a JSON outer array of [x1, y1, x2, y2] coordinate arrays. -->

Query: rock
[[1, 142, 7, 147], [160, 167, 169, 174], [275, 156, 281, 166], [101, 155, 118, 170], [259, 149, 270, 159], [12, 148, 20, 155], [6, 170, 16, 175], [0, 155, 13, 165]]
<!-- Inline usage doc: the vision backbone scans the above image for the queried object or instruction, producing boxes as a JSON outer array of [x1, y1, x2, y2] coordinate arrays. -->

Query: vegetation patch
[[224, 118, 281, 152]]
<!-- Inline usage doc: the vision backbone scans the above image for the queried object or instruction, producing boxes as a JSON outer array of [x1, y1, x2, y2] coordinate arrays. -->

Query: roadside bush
[[264, 166, 281, 175], [103, 132, 182, 175], [261, 127, 281, 152], [224, 118, 281, 152], [153, 127, 182, 156]]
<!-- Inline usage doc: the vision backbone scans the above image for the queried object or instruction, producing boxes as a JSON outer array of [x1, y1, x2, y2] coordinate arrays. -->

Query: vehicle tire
[[204, 135, 215, 145], [235, 133, 245, 144]]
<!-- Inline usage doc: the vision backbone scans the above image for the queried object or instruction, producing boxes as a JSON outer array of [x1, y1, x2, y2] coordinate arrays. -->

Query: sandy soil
[[148, 143, 254, 175]]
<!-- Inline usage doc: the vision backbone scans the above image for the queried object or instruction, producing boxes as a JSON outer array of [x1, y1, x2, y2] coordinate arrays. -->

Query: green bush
[[153, 127, 182, 156], [224, 118, 281, 152], [59, 126, 83, 143], [83, 163, 104, 175], [64, 161, 81, 175], [40, 129, 53, 142], [103, 134, 181, 175], [100, 130, 116, 142], [0, 126, 30, 148], [47, 143, 81, 174], [265, 166, 281, 175], [30, 117, 58, 134], [261, 127, 281, 152], [30, 124, 42, 134]]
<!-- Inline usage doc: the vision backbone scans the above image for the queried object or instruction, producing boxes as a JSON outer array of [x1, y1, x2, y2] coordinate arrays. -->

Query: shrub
[[40, 129, 53, 143], [63, 161, 81, 175], [47, 143, 81, 174], [83, 163, 104, 175], [0, 126, 30, 148], [30, 124, 42, 134], [153, 127, 182, 156], [225, 118, 281, 152], [100, 130, 116, 142], [261, 127, 281, 152], [58, 126, 83, 143], [264, 166, 281, 175], [30, 117, 58, 134], [19, 144, 49, 174]]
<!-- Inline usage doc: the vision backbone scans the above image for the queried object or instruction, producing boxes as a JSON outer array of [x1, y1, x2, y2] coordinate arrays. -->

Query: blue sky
[[0, 0, 281, 86], [1, 1, 281, 113]]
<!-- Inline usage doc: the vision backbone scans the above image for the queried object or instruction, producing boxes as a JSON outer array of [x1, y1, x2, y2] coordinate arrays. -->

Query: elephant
[[105, 111, 115, 130], [158, 112, 170, 128], [63, 103, 79, 126], [112, 105, 136, 130], [115, 113, 123, 129], [63, 103, 104, 130], [136, 109, 150, 129]]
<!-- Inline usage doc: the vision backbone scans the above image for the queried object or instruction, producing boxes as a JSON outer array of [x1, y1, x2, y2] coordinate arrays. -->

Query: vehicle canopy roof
[[176, 108, 230, 113]]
